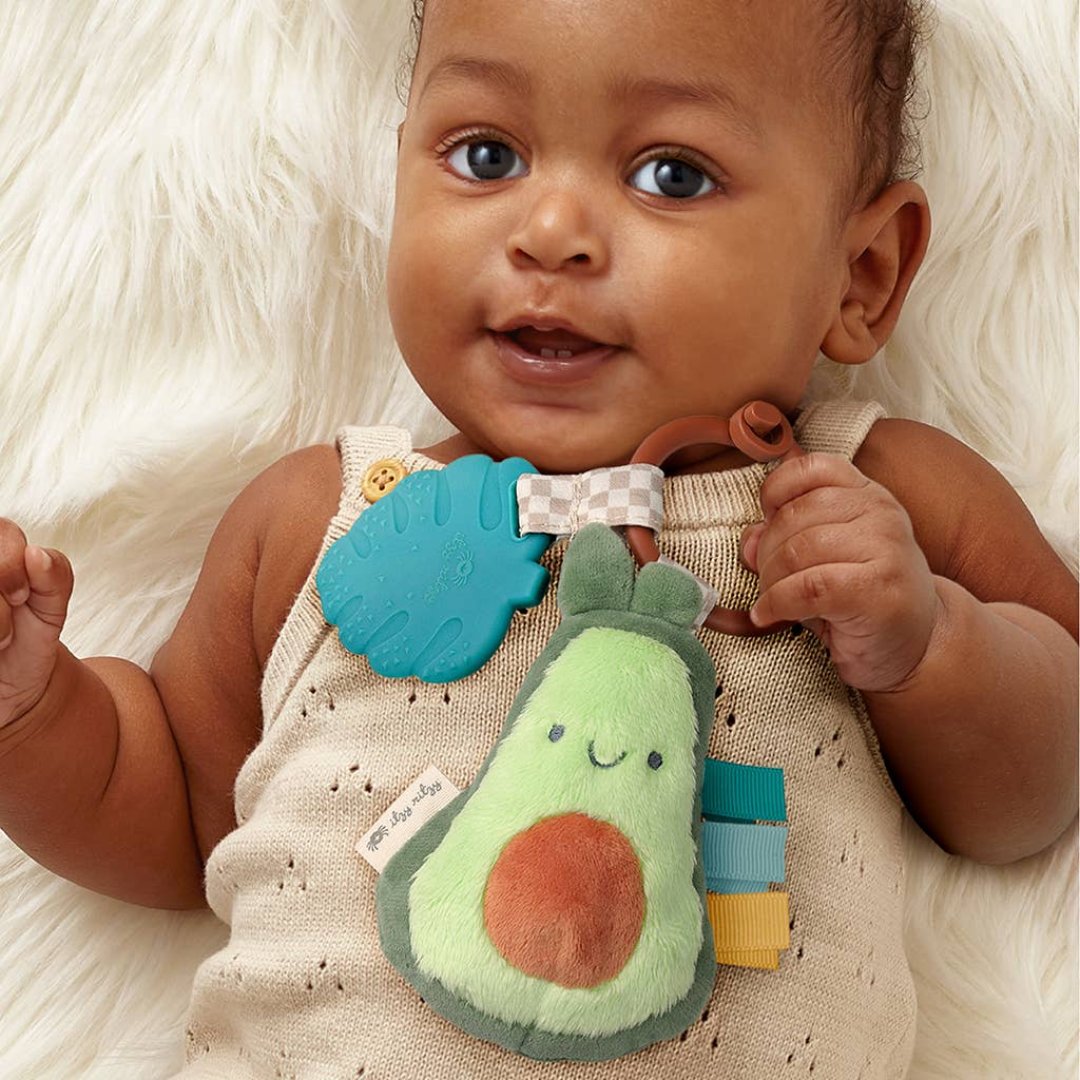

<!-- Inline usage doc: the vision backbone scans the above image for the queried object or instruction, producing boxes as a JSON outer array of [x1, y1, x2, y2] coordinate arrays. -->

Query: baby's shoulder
[[257, 441, 342, 519], [852, 417, 974, 578], [852, 417, 1077, 638], [249, 442, 343, 668]]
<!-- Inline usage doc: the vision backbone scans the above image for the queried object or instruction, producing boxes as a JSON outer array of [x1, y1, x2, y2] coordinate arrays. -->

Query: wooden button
[[361, 458, 408, 503]]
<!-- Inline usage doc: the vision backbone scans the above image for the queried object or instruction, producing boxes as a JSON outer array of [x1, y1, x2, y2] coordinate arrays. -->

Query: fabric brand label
[[356, 765, 461, 873]]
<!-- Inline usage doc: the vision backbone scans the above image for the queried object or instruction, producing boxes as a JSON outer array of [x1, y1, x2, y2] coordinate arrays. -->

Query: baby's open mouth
[[504, 326, 604, 358], [490, 324, 620, 386]]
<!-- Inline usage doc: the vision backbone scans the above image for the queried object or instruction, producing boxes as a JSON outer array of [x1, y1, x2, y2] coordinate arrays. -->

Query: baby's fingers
[[739, 522, 766, 572], [22, 545, 73, 629], [758, 452, 869, 523], [753, 521, 875, 593], [749, 560, 878, 628], [0, 524, 30, 606]]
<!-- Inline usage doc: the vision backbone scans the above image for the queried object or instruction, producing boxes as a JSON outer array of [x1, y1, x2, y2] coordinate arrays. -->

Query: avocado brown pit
[[482, 812, 646, 988]]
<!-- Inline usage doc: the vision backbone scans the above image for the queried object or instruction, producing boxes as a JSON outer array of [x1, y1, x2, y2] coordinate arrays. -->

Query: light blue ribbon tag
[[316, 455, 551, 683]]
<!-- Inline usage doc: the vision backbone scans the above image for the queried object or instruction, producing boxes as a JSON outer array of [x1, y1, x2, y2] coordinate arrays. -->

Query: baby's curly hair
[[398, 0, 931, 211], [826, 0, 931, 205]]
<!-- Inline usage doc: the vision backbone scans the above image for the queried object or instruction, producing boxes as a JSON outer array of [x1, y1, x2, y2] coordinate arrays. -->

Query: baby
[[0, 0, 1077, 1076]]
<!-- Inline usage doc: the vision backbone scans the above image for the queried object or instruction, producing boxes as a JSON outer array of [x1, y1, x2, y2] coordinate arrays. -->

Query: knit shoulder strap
[[334, 424, 415, 518], [793, 398, 887, 460], [259, 425, 414, 729]]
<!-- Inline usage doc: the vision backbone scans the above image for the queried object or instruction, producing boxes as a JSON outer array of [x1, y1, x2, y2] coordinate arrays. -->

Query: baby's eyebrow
[[418, 55, 530, 104], [608, 74, 763, 145], [418, 54, 762, 145]]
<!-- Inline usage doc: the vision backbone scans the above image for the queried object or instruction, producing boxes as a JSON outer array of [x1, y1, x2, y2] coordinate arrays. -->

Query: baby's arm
[[0, 444, 341, 908], [744, 418, 1078, 864]]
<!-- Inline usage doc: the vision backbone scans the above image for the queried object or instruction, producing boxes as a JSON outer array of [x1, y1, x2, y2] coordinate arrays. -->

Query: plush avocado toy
[[376, 523, 718, 1061]]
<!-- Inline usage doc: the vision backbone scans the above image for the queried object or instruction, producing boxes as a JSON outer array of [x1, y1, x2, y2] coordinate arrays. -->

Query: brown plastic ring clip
[[626, 401, 805, 636]]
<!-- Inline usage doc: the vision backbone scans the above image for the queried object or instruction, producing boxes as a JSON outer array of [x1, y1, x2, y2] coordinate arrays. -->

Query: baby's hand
[[0, 519, 74, 730], [740, 454, 942, 693]]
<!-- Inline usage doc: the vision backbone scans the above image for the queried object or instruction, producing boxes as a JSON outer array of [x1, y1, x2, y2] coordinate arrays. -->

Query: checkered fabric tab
[[516, 465, 718, 627], [516, 464, 665, 537]]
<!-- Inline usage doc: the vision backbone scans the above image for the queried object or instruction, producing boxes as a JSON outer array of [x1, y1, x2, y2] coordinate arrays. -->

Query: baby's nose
[[506, 189, 607, 273]]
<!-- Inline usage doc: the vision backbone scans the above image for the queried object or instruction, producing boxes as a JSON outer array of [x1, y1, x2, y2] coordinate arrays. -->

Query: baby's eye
[[629, 157, 716, 199], [445, 139, 527, 182]]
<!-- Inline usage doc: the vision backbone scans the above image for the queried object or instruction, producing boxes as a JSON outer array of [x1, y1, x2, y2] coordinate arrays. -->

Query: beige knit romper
[[179, 398, 917, 1080]]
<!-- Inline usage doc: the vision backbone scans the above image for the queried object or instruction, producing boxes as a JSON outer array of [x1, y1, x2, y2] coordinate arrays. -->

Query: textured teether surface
[[317, 455, 551, 682]]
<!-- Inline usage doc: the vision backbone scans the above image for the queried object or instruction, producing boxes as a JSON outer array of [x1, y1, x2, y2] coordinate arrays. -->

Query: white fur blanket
[[0, 1, 1075, 1076]]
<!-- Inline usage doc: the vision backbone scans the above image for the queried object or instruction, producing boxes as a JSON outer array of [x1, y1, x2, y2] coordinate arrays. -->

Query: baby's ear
[[557, 523, 635, 615], [630, 562, 703, 630]]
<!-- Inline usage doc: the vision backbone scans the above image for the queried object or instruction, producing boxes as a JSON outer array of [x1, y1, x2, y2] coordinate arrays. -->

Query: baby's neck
[[415, 426, 795, 476]]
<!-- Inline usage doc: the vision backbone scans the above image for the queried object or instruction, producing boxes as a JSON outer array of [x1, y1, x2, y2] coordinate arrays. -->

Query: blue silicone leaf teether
[[316, 455, 551, 683]]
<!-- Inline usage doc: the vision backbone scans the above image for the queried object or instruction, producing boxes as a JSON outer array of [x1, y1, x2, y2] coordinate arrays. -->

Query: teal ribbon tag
[[317, 455, 551, 683]]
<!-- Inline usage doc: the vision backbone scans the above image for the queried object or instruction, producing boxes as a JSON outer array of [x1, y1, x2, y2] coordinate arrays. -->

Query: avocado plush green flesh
[[405, 626, 706, 1038]]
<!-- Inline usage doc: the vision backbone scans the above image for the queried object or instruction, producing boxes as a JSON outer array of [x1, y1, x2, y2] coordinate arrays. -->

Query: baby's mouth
[[504, 326, 604, 358], [490, 327, 620, 387]]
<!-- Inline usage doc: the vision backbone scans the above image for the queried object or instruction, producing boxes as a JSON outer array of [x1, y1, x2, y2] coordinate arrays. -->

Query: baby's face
[[388, 0, 853, 473]]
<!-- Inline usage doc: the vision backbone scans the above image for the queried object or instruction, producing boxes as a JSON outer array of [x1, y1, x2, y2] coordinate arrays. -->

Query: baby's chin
[[463, 415, 642, 475]]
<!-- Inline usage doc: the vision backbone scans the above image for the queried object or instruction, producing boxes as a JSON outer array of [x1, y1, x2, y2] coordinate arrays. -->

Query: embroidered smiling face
[[505, 625, 698, 829], [548, 721, 664, 772]]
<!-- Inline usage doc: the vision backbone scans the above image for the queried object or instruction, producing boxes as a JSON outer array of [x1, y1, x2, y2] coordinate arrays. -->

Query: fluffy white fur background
[[0, 0, 1075, 1076]]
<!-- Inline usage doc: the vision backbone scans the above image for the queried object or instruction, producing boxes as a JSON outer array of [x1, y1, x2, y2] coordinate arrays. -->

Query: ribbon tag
[[700, 758, 790, 970]]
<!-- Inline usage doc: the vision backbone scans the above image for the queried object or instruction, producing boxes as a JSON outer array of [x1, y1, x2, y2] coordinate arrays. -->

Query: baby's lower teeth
[[538, 348, 577, 359]]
